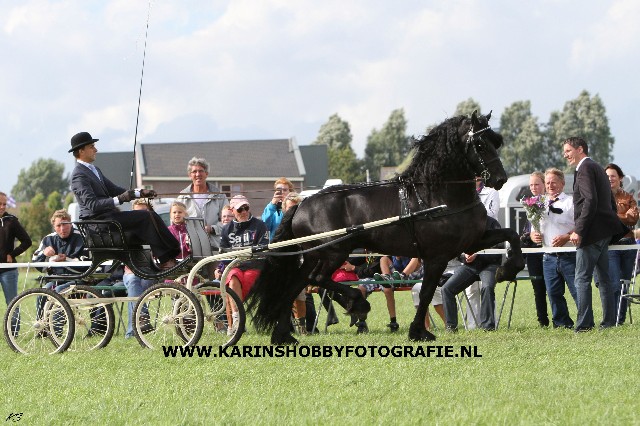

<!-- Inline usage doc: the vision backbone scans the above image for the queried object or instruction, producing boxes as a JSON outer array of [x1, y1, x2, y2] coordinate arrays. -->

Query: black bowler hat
[[69, 132, 99, 153]]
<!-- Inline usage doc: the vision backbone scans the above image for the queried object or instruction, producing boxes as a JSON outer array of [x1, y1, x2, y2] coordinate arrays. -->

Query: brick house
[[94, 138, 328, 209]]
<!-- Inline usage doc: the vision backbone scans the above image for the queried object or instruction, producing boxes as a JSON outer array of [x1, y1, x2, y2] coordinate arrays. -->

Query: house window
[[221, 184, 242, 199]]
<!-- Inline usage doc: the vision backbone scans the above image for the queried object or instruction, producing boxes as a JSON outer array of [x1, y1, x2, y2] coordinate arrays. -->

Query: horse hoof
[[408, 322, 436, 342], [495, 267, 508, 282], [271, 333, 299, 346], [352, 297, 371, 315], [349, 314, 359, 327], [496, 266, 519, 282], [344, 296, 371, 316], [497, 256, 526, 282]]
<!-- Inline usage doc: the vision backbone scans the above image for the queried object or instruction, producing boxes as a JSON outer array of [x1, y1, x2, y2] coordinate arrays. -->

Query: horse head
[[404, 111, 508, 191], [464, 110, 507, 190]]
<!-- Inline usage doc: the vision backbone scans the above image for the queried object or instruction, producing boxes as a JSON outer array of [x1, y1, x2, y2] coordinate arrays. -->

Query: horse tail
[[246, 204, 302, 333]]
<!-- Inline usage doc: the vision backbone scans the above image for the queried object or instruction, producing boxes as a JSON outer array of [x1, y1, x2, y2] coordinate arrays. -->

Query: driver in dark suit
[[69, 132, 180, 269], [563, 137, 628, 331]]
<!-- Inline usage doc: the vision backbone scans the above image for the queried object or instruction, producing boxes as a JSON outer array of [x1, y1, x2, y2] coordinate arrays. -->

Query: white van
[[299, 179, 344, 198]]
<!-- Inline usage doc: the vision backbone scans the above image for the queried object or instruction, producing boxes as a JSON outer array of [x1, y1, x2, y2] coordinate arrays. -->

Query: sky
[[2, 0, 640, 193]]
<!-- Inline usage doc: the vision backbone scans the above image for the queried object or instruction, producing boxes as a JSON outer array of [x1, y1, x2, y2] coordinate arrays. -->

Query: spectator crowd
[[1, 132, 638, 339]]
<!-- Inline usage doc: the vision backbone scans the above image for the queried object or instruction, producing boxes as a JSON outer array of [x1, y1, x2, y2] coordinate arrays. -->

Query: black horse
[[247, 111, 525, 344]]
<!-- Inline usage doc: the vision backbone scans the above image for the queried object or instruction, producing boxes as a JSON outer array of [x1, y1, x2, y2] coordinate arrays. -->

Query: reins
[[239, 204, 452, 258], [240, 198, 483, 260]]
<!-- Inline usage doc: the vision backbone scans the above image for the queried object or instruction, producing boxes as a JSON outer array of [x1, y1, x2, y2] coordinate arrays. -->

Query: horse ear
[[471, 110, 480, 127], [486, 110, 492, 121]]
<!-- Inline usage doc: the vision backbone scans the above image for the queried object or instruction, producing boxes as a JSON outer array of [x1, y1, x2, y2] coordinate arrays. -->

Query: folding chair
[[620, 247, 640, 324], [456, 288, 478, 331], [313, 289, 340, 333], [494, 272, 539, 329]]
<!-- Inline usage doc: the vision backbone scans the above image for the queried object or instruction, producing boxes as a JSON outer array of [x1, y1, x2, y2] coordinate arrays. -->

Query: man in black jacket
[[69, 132, 179, 268], [0, 191, 32, 333], [563, 137, 628, 331], [0, 192, 32, 307]]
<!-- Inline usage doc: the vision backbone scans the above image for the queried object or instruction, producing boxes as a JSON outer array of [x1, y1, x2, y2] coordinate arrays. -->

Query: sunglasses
[[235, 206, 249, 213]]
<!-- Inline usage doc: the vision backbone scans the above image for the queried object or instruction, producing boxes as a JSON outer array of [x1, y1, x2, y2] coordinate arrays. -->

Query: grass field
[[0, 272, 638, 425]]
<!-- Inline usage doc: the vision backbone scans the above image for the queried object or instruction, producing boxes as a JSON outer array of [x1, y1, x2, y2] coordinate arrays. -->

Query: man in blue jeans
[[535, 168, 578, 328], [563, 137, 629, 331], [123, 270, 155, 338], [441, 217, 503, 331]]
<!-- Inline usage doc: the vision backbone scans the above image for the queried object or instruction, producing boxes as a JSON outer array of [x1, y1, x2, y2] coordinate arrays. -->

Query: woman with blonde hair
[[519, 171, 549, 327], [262, 177, 294, 241]]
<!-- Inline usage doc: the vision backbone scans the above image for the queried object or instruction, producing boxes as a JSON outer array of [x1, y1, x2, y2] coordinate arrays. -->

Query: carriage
[[3, 207, 451, 355], [3, 217, 246, 354]]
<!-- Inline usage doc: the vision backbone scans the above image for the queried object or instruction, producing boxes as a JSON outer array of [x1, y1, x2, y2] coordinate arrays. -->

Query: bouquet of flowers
[[520, 194, 547, 232]]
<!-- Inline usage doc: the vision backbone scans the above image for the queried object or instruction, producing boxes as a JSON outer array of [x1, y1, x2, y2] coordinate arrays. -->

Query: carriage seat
[[183, 217, 214, 259], [75, 220, 145, 250], [59, 218, 214, 281], [61, 220, 161, 280]]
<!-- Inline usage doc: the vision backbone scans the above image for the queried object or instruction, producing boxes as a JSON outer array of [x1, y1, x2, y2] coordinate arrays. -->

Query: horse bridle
[[466, 124, 500, 182]]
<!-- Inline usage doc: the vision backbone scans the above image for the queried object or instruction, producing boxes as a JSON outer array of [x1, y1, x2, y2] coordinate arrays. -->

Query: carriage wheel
[[133, 283, 204, 349], [60, 285, 115, 351], [3, 288, 75, 355], [194, 282, 246, 348]]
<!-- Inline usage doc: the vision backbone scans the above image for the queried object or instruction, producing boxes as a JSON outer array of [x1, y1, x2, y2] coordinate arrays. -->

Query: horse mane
[[401, 115, 474, 191], [311, 181, 391, 197], [310, 113, 496, 196]]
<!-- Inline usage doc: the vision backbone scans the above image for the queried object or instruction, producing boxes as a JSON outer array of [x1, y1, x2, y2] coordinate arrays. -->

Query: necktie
[[548, 197, 563, 214], [88, 164, 101, 181]]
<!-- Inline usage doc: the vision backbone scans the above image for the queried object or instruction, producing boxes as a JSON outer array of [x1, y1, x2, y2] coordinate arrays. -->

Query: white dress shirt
[[478, 186, 500, 220], [540, 192, 574, 248]]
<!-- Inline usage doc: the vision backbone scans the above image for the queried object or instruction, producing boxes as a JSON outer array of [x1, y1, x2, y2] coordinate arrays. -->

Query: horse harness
[[396, 175, 483, 255]]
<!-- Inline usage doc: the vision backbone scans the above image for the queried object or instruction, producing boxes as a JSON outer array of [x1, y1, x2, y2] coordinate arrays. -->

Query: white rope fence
[[1, 245, 638, 293], [1, 244, 638, 269]]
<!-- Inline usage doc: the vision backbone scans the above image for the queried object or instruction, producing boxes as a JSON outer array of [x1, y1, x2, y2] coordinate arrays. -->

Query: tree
[[47, 191, 63, 212], [541, 110, 565, 169], [312, 114, 353, 150], [547, 90, 614, 166], [422, 98, 484, 134], [19, 193, 52, 257], [328, 147, 364, 184], [64, 192, 75, 209], [454, 98, 483, 117], [364, 109, 410, 180], [12, 158, 69, 202], [312, 114, 364, 183], [313, 114, 364, 183], [499, 101, 545, 175]]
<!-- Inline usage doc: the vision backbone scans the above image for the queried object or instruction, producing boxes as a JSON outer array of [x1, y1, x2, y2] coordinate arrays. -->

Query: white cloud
[[570, 0, 640, 69], [1, 0, 640, 192]]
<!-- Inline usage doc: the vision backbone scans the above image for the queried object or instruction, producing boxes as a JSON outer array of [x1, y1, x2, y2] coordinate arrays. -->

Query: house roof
[[299, 145, 328, 189], [94, 152, 135, 189], [140, 139, 305, 179]]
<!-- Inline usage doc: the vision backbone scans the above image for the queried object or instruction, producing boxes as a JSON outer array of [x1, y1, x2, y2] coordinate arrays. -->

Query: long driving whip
[[129, 0, 152, 189]]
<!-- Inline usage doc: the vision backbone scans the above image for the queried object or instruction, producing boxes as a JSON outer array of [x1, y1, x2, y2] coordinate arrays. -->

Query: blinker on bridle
[[466, 124, 499, 182]]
